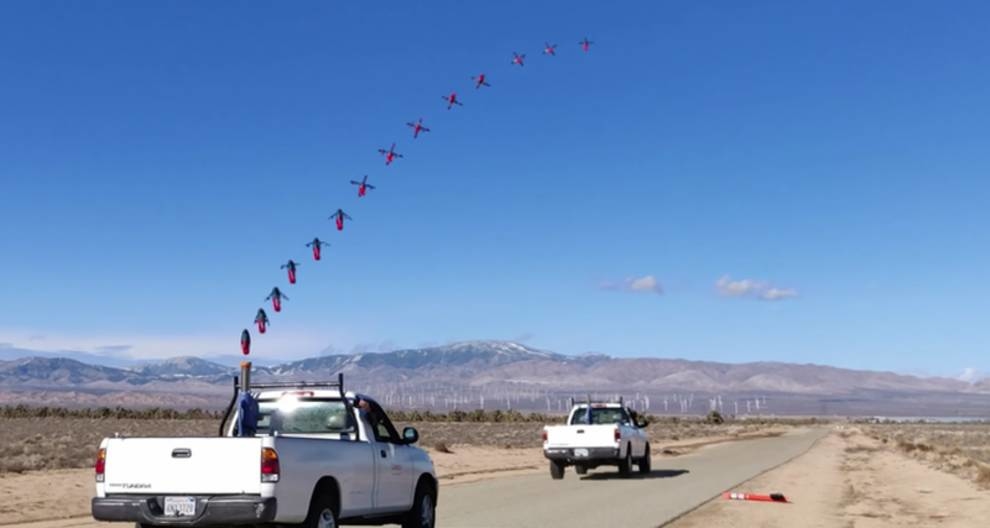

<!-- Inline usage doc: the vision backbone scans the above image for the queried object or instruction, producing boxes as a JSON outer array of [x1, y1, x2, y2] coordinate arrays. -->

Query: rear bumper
[[92, 495, 276, 526], [544, 446, 620, 464]]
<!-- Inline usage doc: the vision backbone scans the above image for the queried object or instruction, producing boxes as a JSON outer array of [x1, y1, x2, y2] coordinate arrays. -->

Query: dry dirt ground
[[0, 428, 785, 526], [668, 426, 990, 528], [0, 416, 787, 473]]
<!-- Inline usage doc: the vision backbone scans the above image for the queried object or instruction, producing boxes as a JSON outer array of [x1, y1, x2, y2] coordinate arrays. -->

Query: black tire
[[639, 444, 652, 474], [302, 486, 339, 528], [550, 460, 565, 480], [575, 465, 588, 475], [618, 445, 632, 477], [402, 480, 437, 528]]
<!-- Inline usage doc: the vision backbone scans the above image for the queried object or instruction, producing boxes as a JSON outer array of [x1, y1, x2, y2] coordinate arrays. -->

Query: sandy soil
[[0, 469, 94, 525], [0, 431, 788, 526], [669, 427, 990, 528]]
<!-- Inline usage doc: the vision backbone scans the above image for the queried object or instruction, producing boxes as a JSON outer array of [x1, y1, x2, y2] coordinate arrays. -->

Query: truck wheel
[[618, 446, 632, 477], [402, 481, 436, 528], [639, 444, 652, 474], [575, 465, 588, 475], [303, 490, 339, 528], [550, 460, 565, 480]]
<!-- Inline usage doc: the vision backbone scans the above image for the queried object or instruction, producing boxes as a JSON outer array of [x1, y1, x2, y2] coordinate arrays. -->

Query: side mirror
[[402, 426, 419, 445], [635, 417, 649, 428]]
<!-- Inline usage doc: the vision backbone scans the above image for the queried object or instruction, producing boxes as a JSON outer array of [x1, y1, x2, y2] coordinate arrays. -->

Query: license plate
[[163, 497, 196, 517], [574, 448, 589, 457]]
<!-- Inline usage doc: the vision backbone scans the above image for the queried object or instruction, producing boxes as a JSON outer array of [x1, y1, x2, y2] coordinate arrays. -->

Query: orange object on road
[[723, 492, 789, 503]]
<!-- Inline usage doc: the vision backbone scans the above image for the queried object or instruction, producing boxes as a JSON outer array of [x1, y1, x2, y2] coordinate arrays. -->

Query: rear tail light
[[95, 448, 106, 482], [261, 447, 280, 482], [541, 430, 548, 442], [614, 428, 621, 443]]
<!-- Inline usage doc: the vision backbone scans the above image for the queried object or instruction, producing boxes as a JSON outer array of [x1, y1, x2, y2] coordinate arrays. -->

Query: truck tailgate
[[546, 425, 617, 448], [104, 437, 264, 495]]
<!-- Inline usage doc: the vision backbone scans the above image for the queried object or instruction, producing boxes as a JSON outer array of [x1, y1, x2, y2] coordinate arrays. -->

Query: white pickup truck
[[91, 376, 437, 528], [542, 400, 651, 479]]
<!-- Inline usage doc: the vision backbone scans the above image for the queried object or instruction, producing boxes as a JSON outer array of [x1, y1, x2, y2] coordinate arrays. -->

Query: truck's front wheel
[[550, 460, 565, 480], [639, 443, 652, 474], [618, 446, 632, 477], [402, 481, 437, 528]]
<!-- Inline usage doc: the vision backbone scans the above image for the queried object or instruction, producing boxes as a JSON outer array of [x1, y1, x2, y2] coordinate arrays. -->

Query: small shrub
[[976, 466, 990, 487], [433, 442, 453, 454], [898, 440, 918, 452], [705, 411, 724, 425]]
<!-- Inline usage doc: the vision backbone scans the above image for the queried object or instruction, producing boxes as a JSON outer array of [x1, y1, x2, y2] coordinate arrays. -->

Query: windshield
[[569, 407, 629, 425], [255, 397, 354, 435]]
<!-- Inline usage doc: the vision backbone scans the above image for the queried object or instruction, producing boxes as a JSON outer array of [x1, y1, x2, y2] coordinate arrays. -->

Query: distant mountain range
[[1, 341, 988, 416]]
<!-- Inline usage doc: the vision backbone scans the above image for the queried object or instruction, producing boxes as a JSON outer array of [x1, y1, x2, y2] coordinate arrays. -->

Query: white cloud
[[760, 287, 799, 301], [601, 275, 664, 295], [715, 276, 763, 297], [716, 275, 798, 301]]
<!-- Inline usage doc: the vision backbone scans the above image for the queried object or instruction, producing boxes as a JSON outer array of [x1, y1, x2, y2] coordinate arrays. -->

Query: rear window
[[569, 407, 629, 425], [255, 397, 354, 435]]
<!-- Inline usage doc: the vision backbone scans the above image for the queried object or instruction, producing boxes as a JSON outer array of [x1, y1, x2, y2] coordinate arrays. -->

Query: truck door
[[366, 403, 413, 512], [626, 408, 647, 457]]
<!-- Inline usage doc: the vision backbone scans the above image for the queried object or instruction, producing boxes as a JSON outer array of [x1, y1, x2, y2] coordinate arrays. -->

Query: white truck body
[[92, 383, 437, 527], [542, 402, 651, 479]]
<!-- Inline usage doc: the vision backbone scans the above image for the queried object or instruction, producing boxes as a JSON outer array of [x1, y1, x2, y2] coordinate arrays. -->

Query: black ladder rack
[[218, 373, 345, 437]]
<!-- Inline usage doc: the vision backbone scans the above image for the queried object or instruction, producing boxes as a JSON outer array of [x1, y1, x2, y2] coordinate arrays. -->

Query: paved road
[[15, 429, 827, 528], [430, 428, 827, 528]]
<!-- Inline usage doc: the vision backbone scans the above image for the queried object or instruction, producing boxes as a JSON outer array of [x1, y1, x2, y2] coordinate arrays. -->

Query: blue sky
[[1, 1, 988, 377]]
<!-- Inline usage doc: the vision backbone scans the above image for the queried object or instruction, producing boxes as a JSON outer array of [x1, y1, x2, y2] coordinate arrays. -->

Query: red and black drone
[[329, 208, 352, 231], [280, 259, 300, 284], [350, 175, 375, 197], [442, 91, 463, 110], [543, 42, 557, 56], [472, 73, 491, 89], [406, 118, 430, 139], [254, 308, 270, 333], [265, 287, 288, 313], [511, 52, 526, 67], [305, 237, 329, 261], [378, 143, 403, 165], [579, 37, 594, 52], [240, 329, 251, 355]]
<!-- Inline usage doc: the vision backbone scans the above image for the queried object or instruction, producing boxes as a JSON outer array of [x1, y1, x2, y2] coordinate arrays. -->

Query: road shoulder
[[667, 428, 990, 528]]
